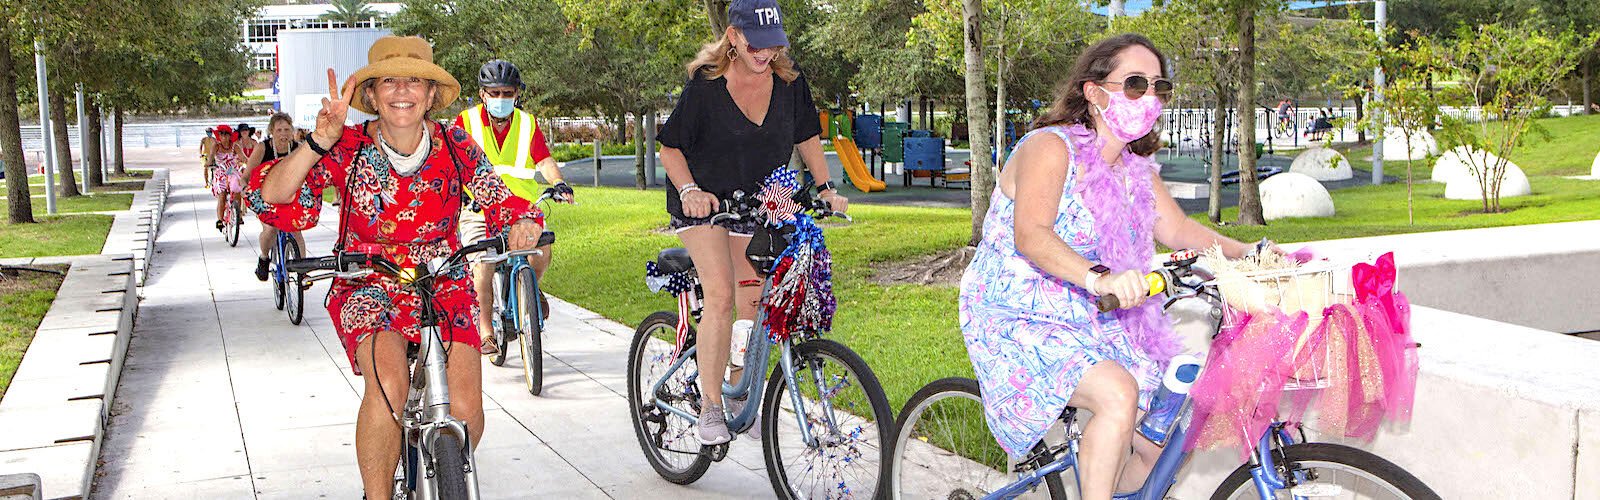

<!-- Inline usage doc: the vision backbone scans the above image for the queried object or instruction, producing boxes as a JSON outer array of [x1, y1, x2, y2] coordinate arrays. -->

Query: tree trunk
[[0, 33, 36, 224], [1584, 54, 1594, 116], [1354, 96, 1366, 143], [1234, 6, 1263, 226], [994, 53, 1008, 168], [962, 0, 994, 246], [705, 0, 731, 36], [86, 103, 104, 187], [112, 107, 125, 175], [1208, 94, 1227, 224], [634, 112, 646, 190], [49, 89, 80, 197]]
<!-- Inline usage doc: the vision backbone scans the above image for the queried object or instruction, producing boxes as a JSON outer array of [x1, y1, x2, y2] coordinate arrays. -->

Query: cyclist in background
[[210, 124, 244, 231], [453, 59, 573, 355], [247, 113, 306, 281]]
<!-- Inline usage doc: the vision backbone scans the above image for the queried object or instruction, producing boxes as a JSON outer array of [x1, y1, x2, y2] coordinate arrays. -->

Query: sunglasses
[[744, 44, 783, 55], [482, 89, 518, 99], [1100, 75, 1175, 100]]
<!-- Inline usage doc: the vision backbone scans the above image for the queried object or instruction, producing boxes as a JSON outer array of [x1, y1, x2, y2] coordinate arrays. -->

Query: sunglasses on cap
[[1099, 75, 1175, 100]]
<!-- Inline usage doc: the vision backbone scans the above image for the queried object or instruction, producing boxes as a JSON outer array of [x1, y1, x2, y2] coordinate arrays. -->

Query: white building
[[242, 2, 404, 72]]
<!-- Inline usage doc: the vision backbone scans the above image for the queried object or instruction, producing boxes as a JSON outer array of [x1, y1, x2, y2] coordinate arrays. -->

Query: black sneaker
[[254, 258, 270, 282], [215, 220, 224, 231]]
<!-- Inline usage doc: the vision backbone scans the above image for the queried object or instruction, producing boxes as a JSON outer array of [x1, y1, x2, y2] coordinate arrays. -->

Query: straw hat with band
[[349, 36, 460, 115]]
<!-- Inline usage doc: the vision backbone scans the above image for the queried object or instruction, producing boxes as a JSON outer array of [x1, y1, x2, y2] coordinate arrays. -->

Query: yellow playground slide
[[833, 136, 886, 192]]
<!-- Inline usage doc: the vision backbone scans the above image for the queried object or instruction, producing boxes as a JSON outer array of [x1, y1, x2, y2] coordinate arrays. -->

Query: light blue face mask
[[485, 97, 515, 118]]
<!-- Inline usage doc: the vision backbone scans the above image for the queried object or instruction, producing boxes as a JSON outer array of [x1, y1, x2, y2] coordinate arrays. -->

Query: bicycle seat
[[654, 247, 694, 274], [538, 231, 556, 247]]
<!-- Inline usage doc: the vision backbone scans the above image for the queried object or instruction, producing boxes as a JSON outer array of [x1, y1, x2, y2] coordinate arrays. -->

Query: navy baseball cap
[[729, 0, 789, 49]]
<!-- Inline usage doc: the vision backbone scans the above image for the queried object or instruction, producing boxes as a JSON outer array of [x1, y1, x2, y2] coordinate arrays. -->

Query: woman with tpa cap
[[255, 35, 541, 498], [657, 0, 847, 447]]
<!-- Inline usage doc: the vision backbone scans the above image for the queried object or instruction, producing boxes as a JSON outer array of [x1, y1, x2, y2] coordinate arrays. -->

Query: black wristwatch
[[305, 135, 332, 156], [814, 181, 838, 194], [1089, 264, 1111, 276]]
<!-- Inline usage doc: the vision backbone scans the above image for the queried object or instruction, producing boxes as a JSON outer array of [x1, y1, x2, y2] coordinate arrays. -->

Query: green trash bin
[[882, 122, 909, 163]]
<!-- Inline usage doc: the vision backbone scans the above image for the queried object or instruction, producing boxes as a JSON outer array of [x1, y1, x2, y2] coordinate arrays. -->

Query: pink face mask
[[1093, 85, 1164, 143]]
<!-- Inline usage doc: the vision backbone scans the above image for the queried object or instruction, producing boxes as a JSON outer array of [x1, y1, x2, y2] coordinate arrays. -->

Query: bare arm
[[1011, 136, 1097, 287], [1150, 172, 1253, 258], [661, 146, 692, 189], [264, 69, 354, 204], [795, 135, 829, 185], [536, 156, 563, 185]]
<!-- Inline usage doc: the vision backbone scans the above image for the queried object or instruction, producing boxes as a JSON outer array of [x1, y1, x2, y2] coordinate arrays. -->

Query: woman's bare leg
[[1065, 361, 1141, 500], [678, 225, 734, 406]]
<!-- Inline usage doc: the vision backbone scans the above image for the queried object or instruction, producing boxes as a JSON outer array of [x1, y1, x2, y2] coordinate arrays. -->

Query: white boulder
[[1591, 150, 1600, 177], [1289, 147, 1353, 181], [1430, 146, 1497, 184], [1260, 172, 1336, 220], [1442, 151, 1532, 200], [1381, 127, 1439, 162]]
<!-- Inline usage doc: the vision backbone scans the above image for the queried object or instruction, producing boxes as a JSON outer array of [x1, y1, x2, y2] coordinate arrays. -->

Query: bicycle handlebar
[[705, 190, 851, 224], [286, 235, 509, 281]]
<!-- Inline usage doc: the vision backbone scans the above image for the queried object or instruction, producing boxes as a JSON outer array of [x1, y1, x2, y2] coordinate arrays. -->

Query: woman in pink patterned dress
[[210, 124, 245, 231], [959, 34, 1269, 499]]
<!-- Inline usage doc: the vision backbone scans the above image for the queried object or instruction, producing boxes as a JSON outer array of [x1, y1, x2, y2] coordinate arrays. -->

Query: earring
[[727, 46, 738, 60]]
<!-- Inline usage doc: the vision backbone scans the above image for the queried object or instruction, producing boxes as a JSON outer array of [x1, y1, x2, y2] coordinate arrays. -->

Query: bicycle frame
[[495, 254, 534, 336], [400, 265, 482, 499], [647, 279, 838, 448]]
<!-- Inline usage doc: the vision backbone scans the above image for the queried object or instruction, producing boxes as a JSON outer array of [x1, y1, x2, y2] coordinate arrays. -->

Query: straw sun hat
[[349, 36, 460, 115]]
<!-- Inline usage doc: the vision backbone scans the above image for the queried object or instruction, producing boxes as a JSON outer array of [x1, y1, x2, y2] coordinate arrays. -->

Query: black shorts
[[668, 211, 760, 237]]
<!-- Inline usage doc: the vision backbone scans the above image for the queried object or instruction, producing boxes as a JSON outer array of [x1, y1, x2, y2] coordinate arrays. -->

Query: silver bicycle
[[290, 235, 523, 499]]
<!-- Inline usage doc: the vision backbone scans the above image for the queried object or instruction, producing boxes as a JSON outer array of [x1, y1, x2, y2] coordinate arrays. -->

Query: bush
[[551, 142, 639, 162]]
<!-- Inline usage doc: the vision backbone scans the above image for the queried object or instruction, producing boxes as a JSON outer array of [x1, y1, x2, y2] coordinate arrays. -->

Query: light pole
[[1372, 0, 1387, 185], [33, 40, 56, 215], [76, 84, 88, 193]]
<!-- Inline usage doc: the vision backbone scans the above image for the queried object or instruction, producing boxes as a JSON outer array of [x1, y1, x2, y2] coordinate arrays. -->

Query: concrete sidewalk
[[93, 149, 775, 498]]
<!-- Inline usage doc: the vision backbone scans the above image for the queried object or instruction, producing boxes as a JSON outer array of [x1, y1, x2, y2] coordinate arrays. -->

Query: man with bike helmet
[[453, 59, 573, 354]]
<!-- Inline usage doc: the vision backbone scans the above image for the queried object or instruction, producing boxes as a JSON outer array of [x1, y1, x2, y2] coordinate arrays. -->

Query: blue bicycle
[[269, 229, 306, 325], [888, 253, 1439, 500], [627, 193, 895, 499], [481, 188, 560, 396]]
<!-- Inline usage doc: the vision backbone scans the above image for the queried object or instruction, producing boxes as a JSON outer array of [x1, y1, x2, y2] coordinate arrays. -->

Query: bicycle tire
[[516, 266, 543, 395], [761, 338, 894, 500], [271, 240, 286, 311], [430, 434, 472, 500], [489, 268, 509, 367], [1210, 443, 1439, 500], [891, 377, 1066, 500], [627, 311, 712, 484], [225, 200, 241, 247], [285, 236, 304, 325]]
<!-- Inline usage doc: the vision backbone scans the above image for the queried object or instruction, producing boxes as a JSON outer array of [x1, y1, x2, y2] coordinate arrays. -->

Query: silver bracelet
[[677, 183, 700, 196]]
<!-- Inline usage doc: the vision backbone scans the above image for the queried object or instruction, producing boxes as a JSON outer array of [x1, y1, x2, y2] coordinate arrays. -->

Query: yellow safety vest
[[458, 105, 544, 201]]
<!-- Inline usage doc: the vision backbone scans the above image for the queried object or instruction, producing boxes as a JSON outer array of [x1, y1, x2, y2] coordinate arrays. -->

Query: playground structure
[[821, 109, 973, 192]]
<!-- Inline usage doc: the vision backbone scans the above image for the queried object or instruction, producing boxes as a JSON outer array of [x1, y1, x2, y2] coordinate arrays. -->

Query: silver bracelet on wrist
[[677, 183, 700, 196]]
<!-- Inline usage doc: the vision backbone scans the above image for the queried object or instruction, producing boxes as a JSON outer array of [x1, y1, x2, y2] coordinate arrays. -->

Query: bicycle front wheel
[[514, 266, 543, 395], [761, 338, 894, 499], [284, 236, 304, 325], [225, 200, 241, 247], [1211, 443, 1440, 500], [626, 311, 711, 484], [890, 377, 1022, 500], [271, 241, 286, 311]]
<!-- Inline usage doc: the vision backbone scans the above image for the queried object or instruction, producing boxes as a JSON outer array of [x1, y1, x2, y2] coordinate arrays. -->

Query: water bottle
[[729, 319, 754, 368], [1137, 353, 1203, 446]]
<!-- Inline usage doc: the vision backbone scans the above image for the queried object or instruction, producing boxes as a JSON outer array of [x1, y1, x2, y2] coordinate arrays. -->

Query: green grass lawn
[[0, 265, 67, 398], [1334, 113, 1600, 178], [1199, 176, 1600, 244], [0, 215, 114, 258], [1, 180, 135, 215], [540, 187, 973, 412]]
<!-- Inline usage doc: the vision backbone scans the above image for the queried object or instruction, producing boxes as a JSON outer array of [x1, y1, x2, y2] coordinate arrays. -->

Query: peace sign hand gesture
[[313, 68, 357, 150]]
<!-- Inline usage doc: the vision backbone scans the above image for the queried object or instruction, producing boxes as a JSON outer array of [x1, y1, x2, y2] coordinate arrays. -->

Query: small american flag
[[672, 290, 699, 359]]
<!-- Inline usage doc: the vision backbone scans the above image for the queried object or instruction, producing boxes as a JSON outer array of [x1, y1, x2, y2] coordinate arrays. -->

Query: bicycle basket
[[1213, 259, 1356, 390]]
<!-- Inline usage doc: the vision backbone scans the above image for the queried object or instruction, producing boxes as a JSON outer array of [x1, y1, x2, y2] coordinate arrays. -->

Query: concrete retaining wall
[[101, 169, 169, 286]]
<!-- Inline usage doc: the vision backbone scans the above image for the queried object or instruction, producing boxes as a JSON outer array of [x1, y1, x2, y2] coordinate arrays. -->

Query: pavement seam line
[[194, 182, 264, 499]]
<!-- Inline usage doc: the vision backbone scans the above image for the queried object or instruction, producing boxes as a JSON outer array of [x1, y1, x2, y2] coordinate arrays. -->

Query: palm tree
[[319, 0, 379, 28]]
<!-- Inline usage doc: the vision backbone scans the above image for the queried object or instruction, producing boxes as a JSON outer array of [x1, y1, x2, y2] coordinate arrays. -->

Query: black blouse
[[658, 67, 822, 217]]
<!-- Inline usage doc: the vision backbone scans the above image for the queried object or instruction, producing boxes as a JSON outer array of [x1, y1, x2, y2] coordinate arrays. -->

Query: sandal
[[478, 339, 500, 355]]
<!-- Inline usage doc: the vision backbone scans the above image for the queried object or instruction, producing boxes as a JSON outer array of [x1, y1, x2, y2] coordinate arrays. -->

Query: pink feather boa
[[1059, 124, 1182, 360]]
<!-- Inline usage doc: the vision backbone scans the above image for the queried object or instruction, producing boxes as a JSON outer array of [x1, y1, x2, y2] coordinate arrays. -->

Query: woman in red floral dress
[[255, 36, 541, 498]]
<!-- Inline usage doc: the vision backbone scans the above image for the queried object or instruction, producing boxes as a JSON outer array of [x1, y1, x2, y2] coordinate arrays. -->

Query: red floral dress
[[251, 121, 540, 374]]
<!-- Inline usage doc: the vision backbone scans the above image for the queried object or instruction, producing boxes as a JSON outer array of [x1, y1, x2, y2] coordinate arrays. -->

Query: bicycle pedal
[[709, 442, 730, 462], [1289, 483, 1344, 497]]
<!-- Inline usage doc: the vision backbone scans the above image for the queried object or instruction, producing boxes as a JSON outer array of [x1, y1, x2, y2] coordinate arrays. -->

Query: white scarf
[[376, 126, 431, 176]]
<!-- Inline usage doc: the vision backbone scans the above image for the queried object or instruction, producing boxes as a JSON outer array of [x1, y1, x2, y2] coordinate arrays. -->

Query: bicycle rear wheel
[[890, 377, 1021, 499], [1211, 443, 1439, 500], [761, 338, 894, 499], [514, 266, 543, 395], [626, 311, 711, 484], [284, 236, 304, 325]]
